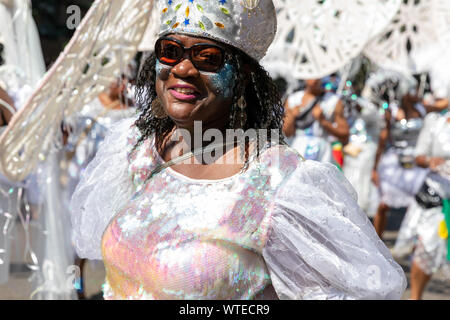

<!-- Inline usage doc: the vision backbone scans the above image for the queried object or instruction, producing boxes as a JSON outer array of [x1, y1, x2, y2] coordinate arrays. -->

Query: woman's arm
[[372, 110, 391, 185], [314, 99, 350, 145], [282, 99, 299, 138], [415, 155, 445, 170], [423, 98, 448, 113]]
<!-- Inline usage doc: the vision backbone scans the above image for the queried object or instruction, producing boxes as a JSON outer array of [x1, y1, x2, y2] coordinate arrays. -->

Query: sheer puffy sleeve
[[69, 117, 137, 260], [263, 160, 407, 300]]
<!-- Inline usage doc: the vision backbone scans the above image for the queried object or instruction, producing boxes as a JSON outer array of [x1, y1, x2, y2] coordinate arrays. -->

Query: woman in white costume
[[343, 94, 382, 217], [283, 79, 349, 167], [0, 20, 37, 284], [61, 75, 137, 298], [68, 0, 406, 300], [0, 0, 45, 87], [0, 80, 21, 285], [372, 78, 429, 238], [392, 104, 450, 300]]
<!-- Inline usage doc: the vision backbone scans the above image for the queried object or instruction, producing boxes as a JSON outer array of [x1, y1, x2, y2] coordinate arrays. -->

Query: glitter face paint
[[156, 59, 236, 100], [205, 62, 235, 99], [156, 60, 170, 81]]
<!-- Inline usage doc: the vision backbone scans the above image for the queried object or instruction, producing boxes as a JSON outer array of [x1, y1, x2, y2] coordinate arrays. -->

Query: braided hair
[[134, 45, 285, 154], [0, 43, 4, 66]]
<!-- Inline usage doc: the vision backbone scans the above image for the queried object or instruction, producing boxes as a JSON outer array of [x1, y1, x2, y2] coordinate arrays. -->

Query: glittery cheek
[[204, 63, 236, 99]]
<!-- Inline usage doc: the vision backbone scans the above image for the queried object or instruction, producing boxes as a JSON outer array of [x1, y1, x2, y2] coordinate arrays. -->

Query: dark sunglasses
[[155, 37, 227, 73]]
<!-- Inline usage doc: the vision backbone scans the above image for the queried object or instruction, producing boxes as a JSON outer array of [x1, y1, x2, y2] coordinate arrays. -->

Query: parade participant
[[372, 78, 429, 238], [70, 0, 405, 300], [0, 0, 45, 86], [0, 83, 16, 285], [393, 105, 450, 300], [62, 75, 136, 299], [283, 78, 349, 168]]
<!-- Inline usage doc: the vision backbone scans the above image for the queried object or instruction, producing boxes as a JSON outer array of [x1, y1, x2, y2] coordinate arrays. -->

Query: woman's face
[[155, 34, 236, 131]]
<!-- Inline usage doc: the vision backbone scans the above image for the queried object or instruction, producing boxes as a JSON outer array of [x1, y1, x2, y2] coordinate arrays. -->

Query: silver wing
[[0, 0, 155, 182]]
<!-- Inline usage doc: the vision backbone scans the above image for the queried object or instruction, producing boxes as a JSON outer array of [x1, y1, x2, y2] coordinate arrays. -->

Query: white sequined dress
[[70, 118, 406, 300]]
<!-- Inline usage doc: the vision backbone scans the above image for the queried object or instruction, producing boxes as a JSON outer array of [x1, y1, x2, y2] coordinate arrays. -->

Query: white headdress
[[157, 0, 277, 61], [362, 68, 418, 106]]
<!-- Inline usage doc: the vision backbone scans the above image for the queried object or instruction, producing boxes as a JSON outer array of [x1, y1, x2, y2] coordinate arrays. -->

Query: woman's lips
[[169, 86, 199, 101]]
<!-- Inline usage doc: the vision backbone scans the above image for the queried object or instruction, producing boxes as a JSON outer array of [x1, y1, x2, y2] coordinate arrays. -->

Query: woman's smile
[[168, 83, 201, 102]]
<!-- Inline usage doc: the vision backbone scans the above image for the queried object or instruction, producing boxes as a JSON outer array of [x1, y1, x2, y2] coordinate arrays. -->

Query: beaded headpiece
[[157, 0, 277, 62]]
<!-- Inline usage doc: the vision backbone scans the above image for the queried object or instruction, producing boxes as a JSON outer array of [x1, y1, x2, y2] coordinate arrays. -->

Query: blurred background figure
[[372, 76, 429, 239], [341, 64, 383, 217], [0, 0, 45, 288], [391, 90, 450, 300], [283, 78, 349, 169], [60, 62, 138, 298]]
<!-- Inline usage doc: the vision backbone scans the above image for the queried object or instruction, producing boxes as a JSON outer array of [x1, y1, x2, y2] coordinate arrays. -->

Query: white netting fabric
[[0, 0, 154, 182], [364, 0, 450, 74], [138, 0, 160, 51], [261, 0, 401, 79]]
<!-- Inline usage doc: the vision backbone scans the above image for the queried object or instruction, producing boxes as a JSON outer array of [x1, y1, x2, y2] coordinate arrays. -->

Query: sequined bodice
[[101, 137, 298, 300]]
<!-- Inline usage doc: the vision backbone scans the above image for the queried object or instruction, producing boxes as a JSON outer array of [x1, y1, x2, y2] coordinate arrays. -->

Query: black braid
[[134, 47, 285, 156], [228, 52, 247, 130]]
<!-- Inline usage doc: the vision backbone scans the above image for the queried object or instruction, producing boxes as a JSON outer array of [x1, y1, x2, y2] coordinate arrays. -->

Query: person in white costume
[[372, 78, 429, 238], [0, 0, 45, 283], [283, 79, 349, 166], [343, 93, 382, 217], [0, 0, 45, 87], [392, 104, 450, 300], [60, 75, 136, 299], [67, 0, 406, 300]]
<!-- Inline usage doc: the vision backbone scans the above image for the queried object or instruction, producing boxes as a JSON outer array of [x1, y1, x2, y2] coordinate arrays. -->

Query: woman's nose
[[171, 58, 200, 78]]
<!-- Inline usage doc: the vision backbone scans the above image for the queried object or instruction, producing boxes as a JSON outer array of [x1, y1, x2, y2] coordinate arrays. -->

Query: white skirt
[[393, 200, 449, 277], [377, 149, 428, 208]]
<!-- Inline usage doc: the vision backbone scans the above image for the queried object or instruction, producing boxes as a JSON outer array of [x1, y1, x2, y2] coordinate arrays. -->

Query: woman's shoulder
[[257, 143, 346, 187], [257, 142, 358, 199]]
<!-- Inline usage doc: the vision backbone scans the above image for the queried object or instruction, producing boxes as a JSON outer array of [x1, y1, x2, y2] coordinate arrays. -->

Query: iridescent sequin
[[101, 130, 299, 299]]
